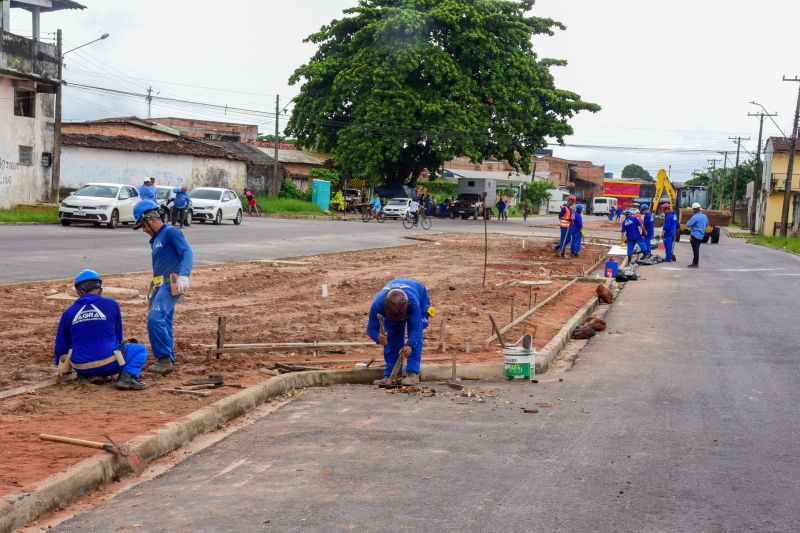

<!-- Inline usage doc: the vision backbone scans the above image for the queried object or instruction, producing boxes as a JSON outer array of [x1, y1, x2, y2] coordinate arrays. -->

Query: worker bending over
[[556, 195, 576, 257], [367, 278, 432, 386], [54, 270, 149, 390], [133, 200, 194, 375], [685, 202, 709, 268], [661, 203, 678, 262], [621, 209, 648, 262], [570, 203, 584, 257], [640, 204, 654, 257]]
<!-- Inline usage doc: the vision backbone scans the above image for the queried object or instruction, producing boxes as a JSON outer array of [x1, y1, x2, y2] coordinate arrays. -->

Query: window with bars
[[13, 88, 36, 118]]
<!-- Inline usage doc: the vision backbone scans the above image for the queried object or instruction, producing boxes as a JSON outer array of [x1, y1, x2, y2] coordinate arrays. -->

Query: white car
[[189, 187, 243, 225], [59, 183, 140, 229], [382, 197, 412, 219]]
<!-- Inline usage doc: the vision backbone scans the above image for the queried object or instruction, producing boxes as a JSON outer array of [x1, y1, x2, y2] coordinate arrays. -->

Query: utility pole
[[707, 159, 720, 209], [748, 110, 777, 234], [728, 137, 750, 225], [783, 76, 800, 236], [717, 151, 730, 210], [52, 29, 63, 203], [146, 86, 153, 119], [273, 95, 280, 196]]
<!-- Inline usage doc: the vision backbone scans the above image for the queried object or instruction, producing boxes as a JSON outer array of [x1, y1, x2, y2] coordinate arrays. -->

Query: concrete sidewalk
[[51, 234, 800, 532]]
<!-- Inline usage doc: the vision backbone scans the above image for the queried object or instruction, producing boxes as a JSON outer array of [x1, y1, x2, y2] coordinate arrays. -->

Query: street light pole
[[748, 107, 777, 234], [780, 76, 800, 237], [52, 32, 110, 203]]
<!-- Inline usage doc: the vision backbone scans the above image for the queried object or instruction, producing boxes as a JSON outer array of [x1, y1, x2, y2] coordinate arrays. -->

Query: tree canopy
[[686, 160, 754, 208], [621, 164, 653, 182], [286, 0, 599, 186]]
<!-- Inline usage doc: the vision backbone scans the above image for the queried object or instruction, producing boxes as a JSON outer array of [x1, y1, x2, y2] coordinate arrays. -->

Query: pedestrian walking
[[685, 202, 709, 268], [132, 200, 194, 375], [171, 186, 190, 228], [661, 203, 678, 262], [522, 201, 530, 221], [496, 198, 507, 221]]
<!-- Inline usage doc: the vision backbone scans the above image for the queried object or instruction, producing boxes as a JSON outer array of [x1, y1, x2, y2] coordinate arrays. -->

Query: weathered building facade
[[0, 0, 84, 208]]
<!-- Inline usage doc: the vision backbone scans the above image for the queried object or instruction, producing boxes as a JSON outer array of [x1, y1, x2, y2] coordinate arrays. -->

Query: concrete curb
[[535, 291, 603, 374]]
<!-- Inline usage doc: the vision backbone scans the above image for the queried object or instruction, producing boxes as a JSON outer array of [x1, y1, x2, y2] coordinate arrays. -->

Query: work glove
[[176, 275, 190, 294]]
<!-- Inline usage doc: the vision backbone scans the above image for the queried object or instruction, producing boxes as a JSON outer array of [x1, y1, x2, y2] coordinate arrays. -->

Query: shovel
[[39, 433, 145, 475]]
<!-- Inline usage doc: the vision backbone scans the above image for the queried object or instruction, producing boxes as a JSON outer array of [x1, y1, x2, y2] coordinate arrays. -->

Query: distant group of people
[[137, 177, 191, 228], [555, 195, 584, 257], [619, 201, 708, 267], [607, 205, 623, 221]]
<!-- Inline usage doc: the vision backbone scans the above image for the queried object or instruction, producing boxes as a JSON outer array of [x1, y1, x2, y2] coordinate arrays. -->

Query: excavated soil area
[[585, 219, 623, 232], [0, 234, 605, 496]]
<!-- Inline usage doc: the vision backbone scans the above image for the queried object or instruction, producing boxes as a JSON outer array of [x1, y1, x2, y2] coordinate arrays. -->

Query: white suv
[[59, 183, 139, 229], [189, 187, 243, 225]]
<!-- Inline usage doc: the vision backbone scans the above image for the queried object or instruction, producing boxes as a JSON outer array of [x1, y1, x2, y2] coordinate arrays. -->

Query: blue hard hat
[[640, 203, 649, 211], [74, 269, 101, 288], [132, 200, 159, 229], [623, 209, 631, 215], [576, 204, 584, 212]]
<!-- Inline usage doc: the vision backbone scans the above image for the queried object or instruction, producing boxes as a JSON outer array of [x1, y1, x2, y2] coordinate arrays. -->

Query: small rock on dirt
[[596, 284, 614, 304]]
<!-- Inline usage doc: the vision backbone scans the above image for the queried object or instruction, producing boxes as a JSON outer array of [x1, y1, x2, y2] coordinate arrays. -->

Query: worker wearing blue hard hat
[[621, 209, 647, 262], [54, 270, 149, 390], [570, 203, 584, 257], [640, 204, 654, 257], [661, 203, 678, 262], [133, 199, 194, 375]]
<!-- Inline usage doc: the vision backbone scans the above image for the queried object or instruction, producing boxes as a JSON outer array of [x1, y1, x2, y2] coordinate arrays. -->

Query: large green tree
[[621, 164, 653, 182], [286, 0, 599, 186], [686, 160, 755, 208]]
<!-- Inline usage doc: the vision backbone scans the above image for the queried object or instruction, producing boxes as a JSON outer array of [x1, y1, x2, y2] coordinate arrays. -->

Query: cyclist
[[408, 197, 420, 226], [370, 194, 382, 218]]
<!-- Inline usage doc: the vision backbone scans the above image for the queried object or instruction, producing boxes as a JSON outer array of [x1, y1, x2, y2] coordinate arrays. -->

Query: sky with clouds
[[11, 0, 800, 180]]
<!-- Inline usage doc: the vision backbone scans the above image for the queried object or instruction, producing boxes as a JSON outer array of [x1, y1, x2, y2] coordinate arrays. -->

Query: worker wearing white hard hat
[[685, 203, 709, 268]]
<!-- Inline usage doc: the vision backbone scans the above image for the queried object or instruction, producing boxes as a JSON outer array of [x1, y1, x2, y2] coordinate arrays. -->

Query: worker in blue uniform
[[171, 185, 191, 228], [54, 270, 149, 390], [685, 202, 709, 268], [608, 205, 615, 222], [640, 204, 654, 257], [661, 203, 678, 262], [137, 177, 156, 203], [133, 200, 194, 375], [555, 195, 576, 257], [570, 203, 584, 257], [615, 206, 622, 221], [621, 209, 647, 261], [367, 278, 433, 386]]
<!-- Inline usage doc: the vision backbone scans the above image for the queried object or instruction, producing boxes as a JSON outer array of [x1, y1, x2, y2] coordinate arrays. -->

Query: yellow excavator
[[651, 168, 730, 244]]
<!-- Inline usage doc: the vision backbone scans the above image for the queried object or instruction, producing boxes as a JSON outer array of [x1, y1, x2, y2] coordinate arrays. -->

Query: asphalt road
[[0, 215, 563, 284], [52, 235, 800, 532]]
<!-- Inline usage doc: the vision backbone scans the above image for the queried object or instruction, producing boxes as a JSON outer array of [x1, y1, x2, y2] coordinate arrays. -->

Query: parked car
[[382, 197, 412, 219], [450, 193, 483, 220], [59, 183, 139, 229], [155, 185, 192, 226], [189, 187, 243, 225]]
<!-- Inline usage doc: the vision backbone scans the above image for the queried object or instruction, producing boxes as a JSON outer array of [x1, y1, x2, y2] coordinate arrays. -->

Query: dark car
[[450, 193, 483, 220]]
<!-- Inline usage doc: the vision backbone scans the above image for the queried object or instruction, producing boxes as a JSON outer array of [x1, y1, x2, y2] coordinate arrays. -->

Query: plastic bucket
[[604, 260, 619, 278], [503, 346, 535, 380]]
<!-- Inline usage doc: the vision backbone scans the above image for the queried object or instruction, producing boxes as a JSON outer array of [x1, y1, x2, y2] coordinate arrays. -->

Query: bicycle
[[361, 207, 385, 223], [247, 203, 262, 217], [402, 212, 431, 230]]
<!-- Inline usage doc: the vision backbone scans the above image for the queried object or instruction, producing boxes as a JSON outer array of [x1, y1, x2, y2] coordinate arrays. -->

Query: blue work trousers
[[626, 238, 647, 258], [570, 230, 582, 255], [76, 343, 148, 379], [642, 234, 652, 254], [382, 319, 426, 377], [148, 285, 180, 362], [558, 227, 571, 254], [663, 234, 675, 261]]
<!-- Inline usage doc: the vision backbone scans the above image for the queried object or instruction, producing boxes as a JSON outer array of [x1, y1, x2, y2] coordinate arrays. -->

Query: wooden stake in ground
[[489, 314, 506, 349], [451, 351, 458, 380], [482, 203, 488, 286], [214, 316, 226, 361], [510, 296, 516, 322], [528, 285, 533, 309]]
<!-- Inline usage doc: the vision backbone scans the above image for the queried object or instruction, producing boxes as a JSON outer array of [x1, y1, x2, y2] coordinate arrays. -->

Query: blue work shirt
[[371, 197, 382, 211], [367, 279, 430, 351], [622, 215, 643, 241], [172, 188, 191, 209], [150, 225, 194, 277], [54, 294, 122, 366], [685, 211, 709, 239], [572, 211, 583, 231], [138, 184, 156, 203], [663, 211, 678, 235], [643, 212, 654, 237]]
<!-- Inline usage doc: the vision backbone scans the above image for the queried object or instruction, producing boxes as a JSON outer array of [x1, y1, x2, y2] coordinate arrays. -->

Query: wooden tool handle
[[489, 314, 506, 349], [39, 434, 106, 450]]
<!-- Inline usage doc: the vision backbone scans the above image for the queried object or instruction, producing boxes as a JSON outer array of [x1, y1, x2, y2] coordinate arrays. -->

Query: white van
[[592, 197, 618, 216], [547, 189, 571, 213]]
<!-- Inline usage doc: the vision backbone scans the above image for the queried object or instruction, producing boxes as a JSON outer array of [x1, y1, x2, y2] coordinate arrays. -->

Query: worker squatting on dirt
[[556, 195, 577, 257], [661, 203, 678, 262], [54, 270, 149, 390], [133, 200, 194, 376], [367, 278, 433, 386], [570, 203, 584, 258], [621, 209, 648, 262]]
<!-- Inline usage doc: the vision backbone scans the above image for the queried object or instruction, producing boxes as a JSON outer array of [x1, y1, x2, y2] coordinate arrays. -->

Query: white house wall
[[0, 76, 55, 208], [61, 146, 246, 191]]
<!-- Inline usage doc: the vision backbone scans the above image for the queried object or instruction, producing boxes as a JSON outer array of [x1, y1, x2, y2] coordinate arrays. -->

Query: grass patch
[[749, 235, 800, 255], [0, 205, 59, 223], [256, 196, 327, 216]]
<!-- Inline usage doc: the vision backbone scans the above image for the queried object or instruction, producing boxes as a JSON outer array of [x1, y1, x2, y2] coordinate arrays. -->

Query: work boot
[[687, 264, 698, 268], [76, 374, 92, 386], [149, 358, 174, 375], [115, 371, 147, 390], [401, 372, 420, 386], [373, 377, 390, 386]]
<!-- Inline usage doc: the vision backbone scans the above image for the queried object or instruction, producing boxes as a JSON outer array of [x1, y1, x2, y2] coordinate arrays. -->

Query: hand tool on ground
[[182, 375, 224, 387], [39, 433, 145, 475], [489, 314, 506, 349], [522, 333, 533, 351]]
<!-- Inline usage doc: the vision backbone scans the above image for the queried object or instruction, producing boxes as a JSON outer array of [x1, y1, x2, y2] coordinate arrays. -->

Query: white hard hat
[[691, 202, 701, 209]]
